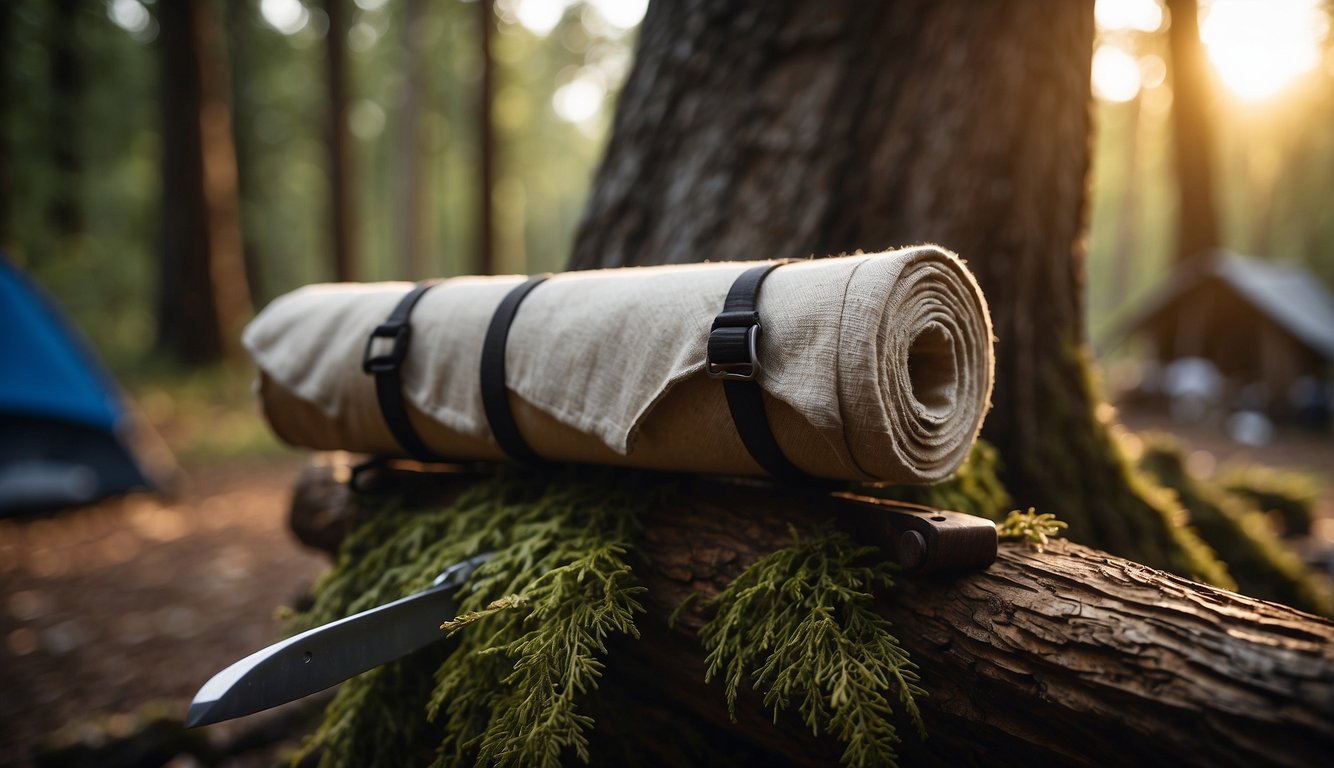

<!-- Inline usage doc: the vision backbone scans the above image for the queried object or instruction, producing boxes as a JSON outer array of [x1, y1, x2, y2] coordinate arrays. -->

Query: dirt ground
[[1, 406, 1331, 768], [0, 455, 329, 768]]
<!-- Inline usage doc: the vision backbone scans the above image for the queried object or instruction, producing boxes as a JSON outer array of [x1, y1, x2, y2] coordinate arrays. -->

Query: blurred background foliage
[[2, 0, 1333, 386], [3, 0, 639, 375]]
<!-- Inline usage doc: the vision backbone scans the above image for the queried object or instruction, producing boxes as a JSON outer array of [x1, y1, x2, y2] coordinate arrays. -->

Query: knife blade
[[185, 552, 491, 727]]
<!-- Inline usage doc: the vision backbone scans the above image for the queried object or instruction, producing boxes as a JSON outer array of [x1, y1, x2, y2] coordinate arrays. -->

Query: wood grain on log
[[291, 463, 1334, 766]]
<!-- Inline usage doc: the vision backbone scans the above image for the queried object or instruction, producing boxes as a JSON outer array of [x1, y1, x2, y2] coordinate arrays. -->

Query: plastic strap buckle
[[706, 310, 761, 381], [362, 321, 411, 374]]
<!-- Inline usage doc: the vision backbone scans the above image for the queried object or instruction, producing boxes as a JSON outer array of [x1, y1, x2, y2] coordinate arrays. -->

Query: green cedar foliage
[[698, 525, 925, 768], [292, 467, 653, 768], [428, 530, 643, 766]]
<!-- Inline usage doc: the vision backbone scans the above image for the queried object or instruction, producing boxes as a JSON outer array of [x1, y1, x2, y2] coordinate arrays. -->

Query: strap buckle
[[707, 310, 761, 381], [362, 321, 411, 374]]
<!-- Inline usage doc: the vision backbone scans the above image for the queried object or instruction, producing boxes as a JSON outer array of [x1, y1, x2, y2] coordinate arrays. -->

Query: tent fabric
[[0, 254, 155, 515], [0, 258, 123, 430], [0, 416, 150, 514], [245, 247, 995, 484]]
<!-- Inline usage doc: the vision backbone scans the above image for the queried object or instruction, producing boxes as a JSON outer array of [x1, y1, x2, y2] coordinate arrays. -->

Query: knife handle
[[828, 493, 998, 575]]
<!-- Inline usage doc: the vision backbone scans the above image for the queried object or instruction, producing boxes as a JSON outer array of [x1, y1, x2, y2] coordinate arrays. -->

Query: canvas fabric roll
[[242, 247, 994, 484]]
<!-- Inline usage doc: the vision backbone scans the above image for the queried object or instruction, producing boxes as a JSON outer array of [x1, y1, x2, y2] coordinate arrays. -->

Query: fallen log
[[289, 461, 1334, 767]]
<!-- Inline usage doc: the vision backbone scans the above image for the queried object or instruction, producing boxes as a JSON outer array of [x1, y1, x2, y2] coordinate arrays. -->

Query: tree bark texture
[[476, 0, 496, 275], [397, 0, 430, 279], [0, 1, 11, 248], [291, 463, 1334, 767], [157, 0, 251, 364], [47, 0, 83, 243], [567, 0, 1204, 577], [1165, 0, 1222, 263], [226, 0, 265, 306], [324, 0, 358, 283]]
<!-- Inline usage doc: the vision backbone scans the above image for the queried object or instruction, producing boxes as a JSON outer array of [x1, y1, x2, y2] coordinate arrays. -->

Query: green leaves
[[698, 525, 925, 768]]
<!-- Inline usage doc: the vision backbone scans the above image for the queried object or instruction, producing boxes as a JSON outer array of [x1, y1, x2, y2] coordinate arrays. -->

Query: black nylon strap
[[362, 280, 444, 462], [707, 262, 811, 481], [480, 275, 550, 464]]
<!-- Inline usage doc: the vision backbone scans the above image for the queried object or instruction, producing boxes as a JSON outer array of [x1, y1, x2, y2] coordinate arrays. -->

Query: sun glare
[[513, 0, 648, 37], [1095, 0, 1163, 33], [1200, 0, 1329, 100], [1093, 43, 1143, 103], [260, 0, 310, 36]]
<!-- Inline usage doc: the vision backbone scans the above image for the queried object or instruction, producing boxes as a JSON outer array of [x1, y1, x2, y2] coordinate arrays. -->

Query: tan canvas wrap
[[242, 247, 994, 484]]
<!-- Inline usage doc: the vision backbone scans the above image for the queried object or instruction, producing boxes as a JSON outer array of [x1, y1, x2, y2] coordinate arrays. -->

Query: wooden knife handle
[[829, 493, 998, 575]]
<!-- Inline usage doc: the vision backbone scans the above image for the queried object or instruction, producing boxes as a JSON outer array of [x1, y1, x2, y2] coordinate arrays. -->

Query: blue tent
[[0, 254, 158, 515]]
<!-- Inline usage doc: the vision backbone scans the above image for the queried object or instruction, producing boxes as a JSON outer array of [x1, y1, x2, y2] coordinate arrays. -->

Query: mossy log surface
[[291, 462, 1334, 767]]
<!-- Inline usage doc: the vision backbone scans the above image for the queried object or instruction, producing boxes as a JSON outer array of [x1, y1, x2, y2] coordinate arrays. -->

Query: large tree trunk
[[291, 463, 1334, 766], [225, 0, 265, 306], [323, 0, 358, 283], [569, 0, 1218, 581], [0, 1, 11, 249], [47, 0, 83, 250], [397, 0, 430, 279], [475, 0, 496, 275], [1165, 0, 1222, 263], [157, 0, 251, 364]]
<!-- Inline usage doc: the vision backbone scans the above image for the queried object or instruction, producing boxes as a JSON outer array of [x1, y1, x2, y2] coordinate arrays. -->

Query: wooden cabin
[[1118, 250, 1334, 417]]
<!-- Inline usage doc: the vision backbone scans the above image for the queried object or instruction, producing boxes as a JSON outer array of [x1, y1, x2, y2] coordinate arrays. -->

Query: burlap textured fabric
[[243, 247, 993, 484]]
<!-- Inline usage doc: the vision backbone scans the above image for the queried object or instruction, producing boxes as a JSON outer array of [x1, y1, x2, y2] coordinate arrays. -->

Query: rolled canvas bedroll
[[243, 246, 993, 484]]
